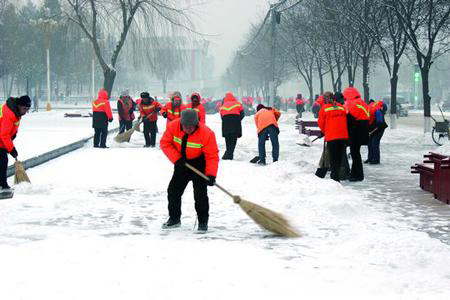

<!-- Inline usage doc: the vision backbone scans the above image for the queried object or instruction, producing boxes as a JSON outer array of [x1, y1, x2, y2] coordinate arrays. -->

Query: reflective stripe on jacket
[[348, 99, 370, 121], [92, 89, 113, 120], [186, 103, 206, 124], [139, 100, 161, 122], [160, 119, 219, 177], [318, 103, 348, 142], [161, 102, 186, 123]]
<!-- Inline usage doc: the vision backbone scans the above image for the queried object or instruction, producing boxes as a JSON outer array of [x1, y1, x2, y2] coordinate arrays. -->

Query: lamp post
[[36, 17, 57, 111]]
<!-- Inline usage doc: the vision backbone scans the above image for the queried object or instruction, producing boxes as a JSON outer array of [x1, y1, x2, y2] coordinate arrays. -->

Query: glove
[[108, 118, 113, 123], [162, 112, 168, 118], [175, 158, 186, 170], [207, 175, 216, 186], [10, 147, 18, 158]]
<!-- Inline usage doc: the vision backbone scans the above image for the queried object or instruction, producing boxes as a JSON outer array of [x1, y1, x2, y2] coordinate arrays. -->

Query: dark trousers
[[296, 104, 304, 117], [368, 129, 384, 163], [143, 121, 158, 146], [350, 143, 364, 180], [119, 120, 132, 134], [258, 125, 279, 161], [94, 128, 108, 148], [167, 157, 209, 223], [223, 136, 237, 159], [327, 139, 347, 182], [0, 149, 8, 188]]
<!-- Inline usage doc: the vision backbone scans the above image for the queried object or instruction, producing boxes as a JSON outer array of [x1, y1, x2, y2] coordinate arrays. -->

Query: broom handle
[[185, 162, 235, 199]]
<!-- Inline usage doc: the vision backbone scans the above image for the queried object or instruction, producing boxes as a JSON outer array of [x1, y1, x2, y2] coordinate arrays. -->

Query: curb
[[7, 126, 120, 177]]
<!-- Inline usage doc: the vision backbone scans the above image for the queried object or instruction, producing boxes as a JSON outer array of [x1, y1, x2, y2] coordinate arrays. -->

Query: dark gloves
[[207, 175, 216, 186], [108, 118, 113, 123], [10, 147, 18, 158], [175, 158, 186, 170], [156, 107, 161, 112], [162, 112, 168, 118]]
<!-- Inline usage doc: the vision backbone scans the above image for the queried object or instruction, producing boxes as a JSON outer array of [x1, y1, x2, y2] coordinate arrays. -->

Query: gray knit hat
[[181, 109, 199, 127]]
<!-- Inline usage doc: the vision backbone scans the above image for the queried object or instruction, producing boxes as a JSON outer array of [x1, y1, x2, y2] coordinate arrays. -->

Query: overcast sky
[[193, 0, 270, 77]]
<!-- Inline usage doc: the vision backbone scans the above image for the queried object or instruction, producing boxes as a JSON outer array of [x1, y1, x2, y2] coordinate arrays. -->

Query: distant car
[[382, 96, 410, 117]]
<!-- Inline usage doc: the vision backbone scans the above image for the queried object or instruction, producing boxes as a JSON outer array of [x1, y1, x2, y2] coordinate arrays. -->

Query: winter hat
[[172, 91, 182, 100], [121, 89, 129, 97], [334, 92, 345, 104], [17, 95, 31, 107], [181, 109, 199, 127], [256, 104, 266, 112], [140, 92, 150, 99], [224, 92, 236, 102]]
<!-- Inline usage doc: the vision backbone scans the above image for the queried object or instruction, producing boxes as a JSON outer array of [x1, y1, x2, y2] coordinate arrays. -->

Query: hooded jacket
[[0, 98, 22, 152], [92, 89, 113, 129], [220, 93, 244, 138], [187, 92, 206, 124]]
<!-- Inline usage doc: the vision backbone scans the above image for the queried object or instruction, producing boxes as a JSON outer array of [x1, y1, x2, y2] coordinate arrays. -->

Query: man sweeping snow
[[0, 96, 31, 190], [160, 109, 219, 232]]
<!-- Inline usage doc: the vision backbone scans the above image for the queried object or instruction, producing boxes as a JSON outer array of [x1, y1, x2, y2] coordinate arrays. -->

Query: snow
[[1, 110, 450, 299]]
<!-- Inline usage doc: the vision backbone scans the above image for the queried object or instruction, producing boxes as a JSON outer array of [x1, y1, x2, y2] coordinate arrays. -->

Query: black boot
[[198, 218, 208, 232], [162, 218, 181, 229]]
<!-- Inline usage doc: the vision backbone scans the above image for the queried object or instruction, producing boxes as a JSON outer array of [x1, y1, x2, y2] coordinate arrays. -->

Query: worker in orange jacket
[[92, 89, 113, 148], [139, 92, 161, 147], [186, 92, 206, 124], [160, 109, 219, 232], [295, 93, 305, 117], [254, 104, 281, 165], [318, 92, 349, 182], [0, 96, 30, 190], [220, 92, 245, 160], [161, 91, 186, 124], [117, 89, 135, 134], [343, 87, 369, 181]]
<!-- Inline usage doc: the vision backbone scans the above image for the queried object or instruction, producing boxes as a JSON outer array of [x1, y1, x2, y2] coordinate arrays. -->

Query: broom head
[[233, 196, 300, 237], [14, 160, 31, 184], [114, 126, 137, 143]]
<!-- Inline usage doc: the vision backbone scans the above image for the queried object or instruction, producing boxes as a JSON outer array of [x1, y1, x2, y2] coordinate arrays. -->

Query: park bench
[[411, 152, 450, 204], [295, 120, 322, 137]]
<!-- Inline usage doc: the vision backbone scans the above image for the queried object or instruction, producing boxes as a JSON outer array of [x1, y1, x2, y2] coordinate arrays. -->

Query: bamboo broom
[[185, 163, 300, 237], [114, 120, 143, 143], [14, 158, 31, 184]]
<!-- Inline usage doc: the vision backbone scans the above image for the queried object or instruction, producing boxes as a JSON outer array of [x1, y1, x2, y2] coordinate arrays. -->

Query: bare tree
[[392, 0, 450, 132], [64, 0, 195, 95]]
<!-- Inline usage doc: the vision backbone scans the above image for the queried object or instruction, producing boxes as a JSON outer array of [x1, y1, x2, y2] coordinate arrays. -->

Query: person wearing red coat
[[295, 93, 305, 117], [187, 92, 206, 124], [318, 92, 349, 182], [160, 109, 219, 232], [0, 96, 30, 190], [161, 91, 186, 124], [117, 89, 135, 134], [138, 92, 161, 147], [92, 89, 113, 148]]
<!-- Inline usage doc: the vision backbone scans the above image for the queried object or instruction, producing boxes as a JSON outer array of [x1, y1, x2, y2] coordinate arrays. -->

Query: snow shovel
[[14, 158, 31, 184], [185, 162, 300, 238]]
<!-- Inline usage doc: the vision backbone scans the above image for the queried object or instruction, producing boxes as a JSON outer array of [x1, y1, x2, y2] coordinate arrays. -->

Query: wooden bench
[[295, 120, 322, 137], [411, 152, 450, 204]]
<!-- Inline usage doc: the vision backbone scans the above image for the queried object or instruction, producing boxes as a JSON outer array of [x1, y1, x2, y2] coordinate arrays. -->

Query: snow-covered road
[[1, 111, 450, 299]]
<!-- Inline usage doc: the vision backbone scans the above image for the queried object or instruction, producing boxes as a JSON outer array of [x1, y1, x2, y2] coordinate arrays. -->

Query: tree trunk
[[390, 71, 399, 129], [362, 56, 370, 102], [103, 68, 117, 98], [162, 78, 167, 94], [347, 65, 354, 87], [420, 62, 431, 133]]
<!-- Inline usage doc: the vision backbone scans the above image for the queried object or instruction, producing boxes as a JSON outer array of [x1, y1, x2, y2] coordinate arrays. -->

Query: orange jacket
[[161, 101, 186, 123], [296, 98, 305, 105], [139, 99, 161, 122], [254, 108, 281, 134], [220, 93, 243, 117], [348, 98, 370, 121], [369, 101, 385, 125], [318, 103, 349, 142], [187, 93, 206, 124], [118, 96, 135, 121], [160, 119, 219, 177], [92, 89, 113, 120], [0, 100, 21, 152]]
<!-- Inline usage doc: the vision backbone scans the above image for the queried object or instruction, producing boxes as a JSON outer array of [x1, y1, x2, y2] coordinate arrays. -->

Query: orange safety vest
[[118, 97, 134, 121], [92, 89, 113, 120], [348, 99, 370, 121], [139, 100, 161, 122], [161, 102, 186, 123], [160, 119, 219, 177]]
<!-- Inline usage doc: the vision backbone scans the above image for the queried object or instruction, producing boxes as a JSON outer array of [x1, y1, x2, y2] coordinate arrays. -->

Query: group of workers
[[315, 87, 387, 182]]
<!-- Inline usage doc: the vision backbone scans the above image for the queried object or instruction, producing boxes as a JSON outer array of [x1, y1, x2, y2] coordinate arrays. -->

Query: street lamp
[[35, 17, 57, 111]]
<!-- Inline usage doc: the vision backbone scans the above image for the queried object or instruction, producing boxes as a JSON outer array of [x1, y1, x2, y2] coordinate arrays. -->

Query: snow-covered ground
[[1, 110, 450, 299], [12, 109, 120, 166]]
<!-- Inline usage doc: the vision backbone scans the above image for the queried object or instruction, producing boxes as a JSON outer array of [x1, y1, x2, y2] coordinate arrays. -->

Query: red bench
[[295, 120, 322, 137], [411, 152, 450, 204]]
